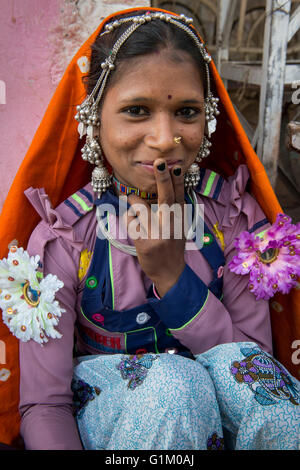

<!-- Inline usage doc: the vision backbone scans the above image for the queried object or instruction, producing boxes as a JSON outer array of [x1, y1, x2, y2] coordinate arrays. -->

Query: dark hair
[[83, 10, 208, 101]]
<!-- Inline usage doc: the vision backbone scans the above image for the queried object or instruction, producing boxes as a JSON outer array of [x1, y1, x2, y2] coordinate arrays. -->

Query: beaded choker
[[112, 176, 157, 199]]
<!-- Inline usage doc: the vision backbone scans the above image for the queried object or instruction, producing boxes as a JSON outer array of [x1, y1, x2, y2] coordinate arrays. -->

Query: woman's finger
[[171, 165, 185, 205], [125, 194, 152, 241], [153, 159, 175, 206]]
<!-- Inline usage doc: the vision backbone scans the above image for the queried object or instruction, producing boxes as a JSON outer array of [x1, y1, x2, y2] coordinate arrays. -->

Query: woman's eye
[[123, 106, 149, 116], [176, 107, 201, 119]]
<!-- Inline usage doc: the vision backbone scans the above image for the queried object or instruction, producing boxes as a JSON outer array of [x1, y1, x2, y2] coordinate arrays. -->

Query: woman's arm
[[128, 162, 273, 355], [148, 217, 273, 356], [19, 232, 83, 450]]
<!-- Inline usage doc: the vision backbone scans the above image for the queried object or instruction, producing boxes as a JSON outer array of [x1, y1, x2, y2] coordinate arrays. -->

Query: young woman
[[0, 7, 299, 450]]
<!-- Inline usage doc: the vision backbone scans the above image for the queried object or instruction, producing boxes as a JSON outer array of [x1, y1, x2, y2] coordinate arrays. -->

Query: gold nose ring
[[174, 136, 182, 144]]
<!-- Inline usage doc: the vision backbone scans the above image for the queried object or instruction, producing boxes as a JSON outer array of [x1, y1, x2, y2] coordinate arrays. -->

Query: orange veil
[[0, 6, 299, 446]]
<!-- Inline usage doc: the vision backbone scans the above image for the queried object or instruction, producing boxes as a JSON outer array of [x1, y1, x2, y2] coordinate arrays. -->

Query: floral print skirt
[[72, 342, 300, 450]]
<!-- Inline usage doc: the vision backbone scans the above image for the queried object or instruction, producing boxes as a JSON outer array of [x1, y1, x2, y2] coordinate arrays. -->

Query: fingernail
[[173, 167, 181, 176], [157, 163, 165, 172]]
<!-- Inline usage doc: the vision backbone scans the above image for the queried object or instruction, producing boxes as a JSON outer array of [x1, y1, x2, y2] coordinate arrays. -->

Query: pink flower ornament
[[228, 214, 300, 300]]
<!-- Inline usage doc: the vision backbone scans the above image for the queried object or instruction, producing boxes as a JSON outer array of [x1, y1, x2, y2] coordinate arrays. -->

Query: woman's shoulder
[[195, 164, 270, 245], [24, 183, 97, 262], [25, 182, 95, 229], [195, 164, 249, 209]]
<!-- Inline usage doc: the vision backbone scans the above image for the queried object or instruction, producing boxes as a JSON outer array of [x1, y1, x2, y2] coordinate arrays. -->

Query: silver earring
[[184, 163, 200, 190], [81, 125, 102, 165], [196, 136, 212, 162], [81, 124, 112, 198], [204, 93, 219, 138], [91, 162, 112, 199]]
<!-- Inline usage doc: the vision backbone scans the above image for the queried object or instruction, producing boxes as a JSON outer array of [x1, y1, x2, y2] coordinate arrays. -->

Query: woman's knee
[[139, 353, 218, 410]]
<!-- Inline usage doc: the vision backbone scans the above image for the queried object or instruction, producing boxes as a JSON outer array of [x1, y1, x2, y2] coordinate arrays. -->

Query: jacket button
[[135, 348, 147, 355], [165, 348, 177, 354], [136, 312, 150, 325]]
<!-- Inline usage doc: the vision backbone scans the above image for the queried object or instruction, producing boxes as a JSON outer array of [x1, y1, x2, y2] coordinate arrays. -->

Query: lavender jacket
[[19, 165, 273, 449]]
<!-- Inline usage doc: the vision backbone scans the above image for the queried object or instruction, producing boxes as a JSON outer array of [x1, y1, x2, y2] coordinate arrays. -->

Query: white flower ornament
[[0, 246, 65, 344]]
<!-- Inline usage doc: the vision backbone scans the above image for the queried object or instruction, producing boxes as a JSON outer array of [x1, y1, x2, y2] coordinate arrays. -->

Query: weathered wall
[[0, 0, 150, 211]]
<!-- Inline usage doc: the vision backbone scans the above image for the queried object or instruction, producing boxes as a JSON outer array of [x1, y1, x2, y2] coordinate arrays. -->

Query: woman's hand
[[124, 159, 186, 297]]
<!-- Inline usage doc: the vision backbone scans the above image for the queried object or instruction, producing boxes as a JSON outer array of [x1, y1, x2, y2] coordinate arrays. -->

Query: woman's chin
[[130, 170, 158, 194]]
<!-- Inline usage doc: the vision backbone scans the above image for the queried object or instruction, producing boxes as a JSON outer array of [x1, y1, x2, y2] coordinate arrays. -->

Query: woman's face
[[99, 49, 205, 194]]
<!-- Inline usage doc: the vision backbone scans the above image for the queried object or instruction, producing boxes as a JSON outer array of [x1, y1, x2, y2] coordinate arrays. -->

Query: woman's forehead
[[106, 51, 204, 100]]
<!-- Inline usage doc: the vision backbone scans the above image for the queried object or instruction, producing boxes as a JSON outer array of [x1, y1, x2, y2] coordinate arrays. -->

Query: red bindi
[[168, 95, 172, 99]]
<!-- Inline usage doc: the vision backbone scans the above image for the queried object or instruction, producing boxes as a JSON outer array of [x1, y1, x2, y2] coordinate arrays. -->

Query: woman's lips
[[136, 160, 182, 172], [137, 163, 155, 173]]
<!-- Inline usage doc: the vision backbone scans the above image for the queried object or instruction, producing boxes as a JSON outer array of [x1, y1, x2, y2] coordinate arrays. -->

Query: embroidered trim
[[197, 169, 224, 200], [124, 326, 159, 354], [63, 187, 94, 219], [207, 432, 224, 450], [78, 249, 93, 281], [212, 175, 224, 200], [78, 325, 124, 353], [78, 188, 94, 204], [152, 284, 161, 299], [72, 378, 100, 418], [63, 199, 84, 218], [108, 217, 115, 309], [117, 353, 158, 390], [202, 171, 217, 196], [169, 290, 210, 332], [248, 218, 269, 234], [212, 222, 225, 251], [113, 176, 157, 199], [230, 345, 300, 406], [71, 193, 93, 213]]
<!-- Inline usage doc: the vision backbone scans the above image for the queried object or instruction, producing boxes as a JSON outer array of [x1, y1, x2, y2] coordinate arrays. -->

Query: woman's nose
[[144, 114, 178, 153]]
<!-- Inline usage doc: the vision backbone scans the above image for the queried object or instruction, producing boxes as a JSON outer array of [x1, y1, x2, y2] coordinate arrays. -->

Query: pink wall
[[0, 0, 149, 212], [0, 0, 62, 211]]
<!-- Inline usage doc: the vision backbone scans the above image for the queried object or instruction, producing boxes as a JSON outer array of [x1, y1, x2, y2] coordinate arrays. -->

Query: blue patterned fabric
[[72, 343, 300, 450], [196, 342, 300, 450]]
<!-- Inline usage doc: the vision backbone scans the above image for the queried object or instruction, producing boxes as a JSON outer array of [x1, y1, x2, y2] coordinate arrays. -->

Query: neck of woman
[[112, 175, 158, 201]]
